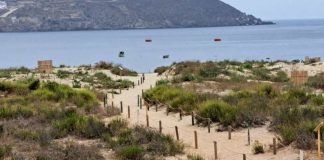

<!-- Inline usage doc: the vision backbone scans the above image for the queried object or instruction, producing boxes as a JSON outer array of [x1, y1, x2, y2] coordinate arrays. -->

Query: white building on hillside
[[0, 1, 7, 10]]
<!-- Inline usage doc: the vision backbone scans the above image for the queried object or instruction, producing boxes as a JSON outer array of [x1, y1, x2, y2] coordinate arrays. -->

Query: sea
[[0, 19, 323, 72]]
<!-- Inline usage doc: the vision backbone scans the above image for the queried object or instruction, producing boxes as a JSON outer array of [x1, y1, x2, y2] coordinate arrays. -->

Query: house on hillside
[[0, 1, 7, 10]]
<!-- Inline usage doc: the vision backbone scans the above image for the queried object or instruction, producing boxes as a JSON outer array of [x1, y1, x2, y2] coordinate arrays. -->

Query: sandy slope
[[108, 73, 316, 160]]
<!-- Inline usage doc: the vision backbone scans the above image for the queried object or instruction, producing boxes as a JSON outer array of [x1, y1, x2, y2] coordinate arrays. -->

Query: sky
[[221, 0, 324, 20]]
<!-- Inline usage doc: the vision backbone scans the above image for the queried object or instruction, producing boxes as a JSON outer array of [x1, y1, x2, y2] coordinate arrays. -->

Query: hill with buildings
[[0, 0, 273, 32]]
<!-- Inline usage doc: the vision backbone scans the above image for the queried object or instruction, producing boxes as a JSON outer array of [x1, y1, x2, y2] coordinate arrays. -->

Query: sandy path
[[109, 73, 305, 160]]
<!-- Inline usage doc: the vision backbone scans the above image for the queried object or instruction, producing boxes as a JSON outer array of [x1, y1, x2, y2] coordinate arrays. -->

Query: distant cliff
[[0, 0, 273, 32]]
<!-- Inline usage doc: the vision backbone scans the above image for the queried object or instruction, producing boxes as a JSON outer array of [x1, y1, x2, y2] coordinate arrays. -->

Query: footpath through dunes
[[109, 73, 301, 160]]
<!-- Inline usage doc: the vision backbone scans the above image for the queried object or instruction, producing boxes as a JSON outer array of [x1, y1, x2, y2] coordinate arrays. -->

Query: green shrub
[[117, 146, 144, 160], [307, 73, 324, 89], [111, 65, 138, 76], [197, 100, 237, 126], [252, 141, 264, 154], [310, 96, 324, 106], [0, 106, 34, 119], [271, 71, 289, 82], [154, 66, 169, 75], [52, 113, 106, 138], [95, 61, 113, 69], [57, 70, 72, 79], [0, 145, 11, 159], [0, 81, 29, 95], [251, 68, 271, 80], [14, 129, 39, 141], [107, 118, 128, 136]]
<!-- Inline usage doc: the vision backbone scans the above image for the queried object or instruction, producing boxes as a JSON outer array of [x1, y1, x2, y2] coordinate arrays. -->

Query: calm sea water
[[0, 19, 323, 72]]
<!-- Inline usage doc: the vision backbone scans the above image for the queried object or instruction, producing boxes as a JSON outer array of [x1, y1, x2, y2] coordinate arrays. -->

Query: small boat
[[214, 38, 222, 42], [119, 51, 125, 57], [145, 39, 152, 42], [163, 55, 169, 59]]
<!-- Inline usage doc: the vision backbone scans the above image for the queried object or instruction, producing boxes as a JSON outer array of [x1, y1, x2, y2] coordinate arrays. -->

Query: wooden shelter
[[37, 60, 53, 73]]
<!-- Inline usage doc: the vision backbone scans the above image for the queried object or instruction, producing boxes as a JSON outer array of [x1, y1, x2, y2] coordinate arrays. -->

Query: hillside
[[0, 0, 273, 32]]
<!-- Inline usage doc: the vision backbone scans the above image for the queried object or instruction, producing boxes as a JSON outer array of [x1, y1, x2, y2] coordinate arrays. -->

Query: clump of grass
[[117, 146, 144, 160], [14, 129, 39, 141], [252, 141, 264, 154], [187, 154, 205, 160], [0, 106, 34, 119]]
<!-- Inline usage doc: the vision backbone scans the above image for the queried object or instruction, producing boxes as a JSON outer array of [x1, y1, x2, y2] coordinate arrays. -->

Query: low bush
[[307, 73, 324, 89], [56, 70, 72, 79], [0, 81, 29, 95], [52, 113, 106, 138], [111, 65, 138, 76], [187, 154, 205, 160], [196, 100, 237, 126], [95, 61, 113, 69]]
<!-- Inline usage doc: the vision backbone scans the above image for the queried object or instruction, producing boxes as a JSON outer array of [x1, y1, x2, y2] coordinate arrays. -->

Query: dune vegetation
[[0, 80, 183, 160]]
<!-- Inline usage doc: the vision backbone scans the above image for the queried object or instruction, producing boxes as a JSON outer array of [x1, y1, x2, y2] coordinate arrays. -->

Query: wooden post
[[146, 114, 149, 127], [140, 98, 142, 109], [179, 110, 182, 120], [248, 128, 251, 146], [228, 126, 232, 140], [314, 122, 324, 160], [127, 106, 130, 118], [159, 120, 162, 133], [214, 141, 218, 160], [155, 105, 158, 112], [119, 88, 122, 94], [103, 97, 106, 108], [112, 91, 114, 99], [175, 126, 179, 140], [137, 95, 140, 107], [194, 131, 198, 149], [192, 112, 195, 126], [208, 119, 211, 133], [133, 82, 135, 88], [112, 101, 114, 108], [167, 107, 169, 116], [138, 80, 140, 86], [142, 89, 144, 97], [273, 138, 277, 155], [243, 154, 246, 160], [120, 101, 123, 113]]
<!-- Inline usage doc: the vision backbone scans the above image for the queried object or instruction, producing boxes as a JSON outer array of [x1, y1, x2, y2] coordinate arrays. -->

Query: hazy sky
[[222, 0, 324, 20]]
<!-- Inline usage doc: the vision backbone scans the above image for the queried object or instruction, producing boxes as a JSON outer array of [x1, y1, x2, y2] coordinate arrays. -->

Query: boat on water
[[163, 55, 169, 59], [214, 38, 222, 42], [145, 38, 152, 42], [119, 51, 125, 57]]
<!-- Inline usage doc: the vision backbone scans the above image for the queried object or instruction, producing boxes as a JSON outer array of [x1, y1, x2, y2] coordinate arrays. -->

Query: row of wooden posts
[[115, 99, 280, 160]]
